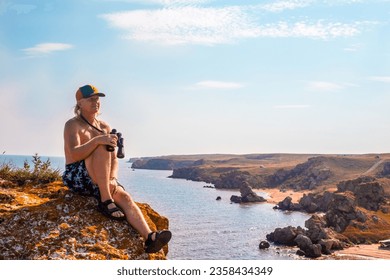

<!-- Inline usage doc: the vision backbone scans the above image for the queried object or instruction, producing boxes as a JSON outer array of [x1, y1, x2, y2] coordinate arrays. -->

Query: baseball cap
[[76, 84, 105, 101]]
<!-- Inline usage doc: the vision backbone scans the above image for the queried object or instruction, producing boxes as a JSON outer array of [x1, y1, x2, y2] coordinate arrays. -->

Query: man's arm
[[110, 151, 119, 180], [64, 119, 108, 163]]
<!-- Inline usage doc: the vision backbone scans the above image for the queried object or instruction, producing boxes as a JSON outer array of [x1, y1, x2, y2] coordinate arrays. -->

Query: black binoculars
[[106, 129, 125, 159]]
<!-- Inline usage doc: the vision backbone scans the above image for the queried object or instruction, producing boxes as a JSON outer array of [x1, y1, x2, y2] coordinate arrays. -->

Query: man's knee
[[85, 145, 112, 173], [116, 189, 134, 204]]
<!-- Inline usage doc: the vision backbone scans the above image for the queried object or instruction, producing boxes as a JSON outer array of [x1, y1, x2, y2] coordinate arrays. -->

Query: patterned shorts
[[62, 160, 100, 199]]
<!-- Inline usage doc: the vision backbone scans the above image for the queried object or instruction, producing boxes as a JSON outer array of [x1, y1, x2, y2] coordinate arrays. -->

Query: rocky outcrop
[[276, 177, 386, 214], [266, 214, 350, 258], [266, 226, 305, 246], [269, 176, 390, 258], [0, 180, 169, 260], [170, 167, 211, 183], [266, 156, 333, 190], [336, 176, 385, 211], [230, 182, 266, 203], [275, 192, 334, 213], [170, 167, 263, 190]]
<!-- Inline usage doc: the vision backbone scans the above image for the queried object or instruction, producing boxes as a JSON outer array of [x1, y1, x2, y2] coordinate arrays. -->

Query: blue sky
[[0, 0, 389, 157]]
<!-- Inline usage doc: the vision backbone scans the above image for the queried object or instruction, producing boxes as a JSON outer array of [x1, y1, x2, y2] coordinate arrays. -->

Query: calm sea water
[[1, 155, 309, 260]]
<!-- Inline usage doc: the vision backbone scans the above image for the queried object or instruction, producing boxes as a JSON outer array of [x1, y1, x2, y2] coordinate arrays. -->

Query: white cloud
[[255, 21, 361, 39], [140, 0, 210, 4], [273, 104, 310, 109], [102, 0, 209, 5], [261, 0, 313, 12], [192, 80, 245, 90], [101, 4, 365, 46], [307, 81, 346, 91], [368, 76, 390, 83], [101, 6, 261, 45], [22, 43, 74, 56]]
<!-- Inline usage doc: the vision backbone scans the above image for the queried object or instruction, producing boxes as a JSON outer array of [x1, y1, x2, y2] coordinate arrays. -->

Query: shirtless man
[[62, 84, 171, 254]]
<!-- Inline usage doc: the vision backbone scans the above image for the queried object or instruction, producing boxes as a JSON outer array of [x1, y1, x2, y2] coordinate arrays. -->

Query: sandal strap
[[100, 199, 115, 206], [99, 199, 125, 215]]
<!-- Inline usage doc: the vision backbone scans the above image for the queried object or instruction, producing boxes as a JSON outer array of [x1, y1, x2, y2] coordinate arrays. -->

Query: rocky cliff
[[268, 176, 390, 258], [131, 158, 198, 170], [0, 180, 169, 260]]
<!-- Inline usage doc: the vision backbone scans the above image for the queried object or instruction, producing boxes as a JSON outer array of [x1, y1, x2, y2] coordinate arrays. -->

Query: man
[[62, 84, 171, 254]]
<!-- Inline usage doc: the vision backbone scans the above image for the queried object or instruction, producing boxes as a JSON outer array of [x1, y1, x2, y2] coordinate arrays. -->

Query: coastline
[[259, 187, 390, 260]]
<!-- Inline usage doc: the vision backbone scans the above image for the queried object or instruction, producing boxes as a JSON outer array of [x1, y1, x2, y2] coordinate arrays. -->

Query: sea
[[0, 154, 310, 260]]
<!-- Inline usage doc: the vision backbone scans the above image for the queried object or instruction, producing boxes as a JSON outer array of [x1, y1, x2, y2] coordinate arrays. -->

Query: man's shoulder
[[65, 117, 82, 129], [97, 119, 110, 130]]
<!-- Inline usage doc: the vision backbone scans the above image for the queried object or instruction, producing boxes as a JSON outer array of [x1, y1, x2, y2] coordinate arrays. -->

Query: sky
[[0, 0, 389, 158]]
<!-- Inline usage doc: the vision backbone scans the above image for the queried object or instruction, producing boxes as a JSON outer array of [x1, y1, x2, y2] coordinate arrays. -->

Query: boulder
[[304, 244, 322, 258], [294, 234, 322, 258], [276, 196, 301, 211], [259, 241, 270, 250], [266, 226, 304, 246], [230, 182, 266, 203], [326, 193, 357, 232], [230, 195, 242, 203], [294, 234, 313, 251], [304, 214, 330, 242]]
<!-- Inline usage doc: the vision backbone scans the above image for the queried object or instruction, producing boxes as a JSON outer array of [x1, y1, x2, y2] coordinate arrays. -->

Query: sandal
[[98, 199, 126, 221], [145, 230, 172, 253]]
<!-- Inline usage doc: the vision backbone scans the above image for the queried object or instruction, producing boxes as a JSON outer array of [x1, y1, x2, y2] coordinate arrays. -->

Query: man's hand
[[97, 134, 118, 148]]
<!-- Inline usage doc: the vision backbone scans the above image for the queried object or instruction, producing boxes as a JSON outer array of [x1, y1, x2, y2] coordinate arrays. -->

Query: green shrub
[[0, 154, 61, 186]]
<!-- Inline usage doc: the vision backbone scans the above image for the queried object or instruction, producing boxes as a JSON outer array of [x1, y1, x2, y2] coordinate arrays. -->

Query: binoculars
[[106, 129, 125, 159]]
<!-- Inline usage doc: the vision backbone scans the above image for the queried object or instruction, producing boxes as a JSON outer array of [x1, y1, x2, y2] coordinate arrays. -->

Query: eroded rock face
[[266, 157, 333, 190], [337, 177, 385, 211], [0, 181, 168, 260]]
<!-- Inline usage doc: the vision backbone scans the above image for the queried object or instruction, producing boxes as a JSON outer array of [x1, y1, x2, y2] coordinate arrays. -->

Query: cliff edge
[[0, 180, 169, 260]]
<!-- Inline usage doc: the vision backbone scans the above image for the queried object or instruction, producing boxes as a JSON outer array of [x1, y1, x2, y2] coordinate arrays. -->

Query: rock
[[216, 196, 221, 201], [305, 244, 322, 258], [0, 181, 169, 260], [265, 156, 333, 190], [294, 234, 313, 251], [326, 193, 357, 232], [277, 196, 293, 210], [230, 182, 266, 203], [296, 249, 305, 256], [230, 195, 242, 203], [304, 214, 329, 242], [266, 226, 304, 246], [318, 239, 336, 254], [336, 177, 385, 211], [259, 241, 270, 249], [294, 234, 322, 258]]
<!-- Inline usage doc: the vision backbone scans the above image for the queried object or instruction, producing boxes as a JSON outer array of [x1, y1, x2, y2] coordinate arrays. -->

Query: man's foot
[[98, 199, 126, 221], [145, 230, 172, 253]]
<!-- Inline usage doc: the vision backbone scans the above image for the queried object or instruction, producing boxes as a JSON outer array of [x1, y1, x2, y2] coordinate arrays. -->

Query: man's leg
[[112, 188, 152, 239], [84, 145, 124, 218]]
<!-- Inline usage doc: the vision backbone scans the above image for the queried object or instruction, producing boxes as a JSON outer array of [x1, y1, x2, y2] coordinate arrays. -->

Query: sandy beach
[[333, 244, 390, 259], [258, 188, 309, 204]]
